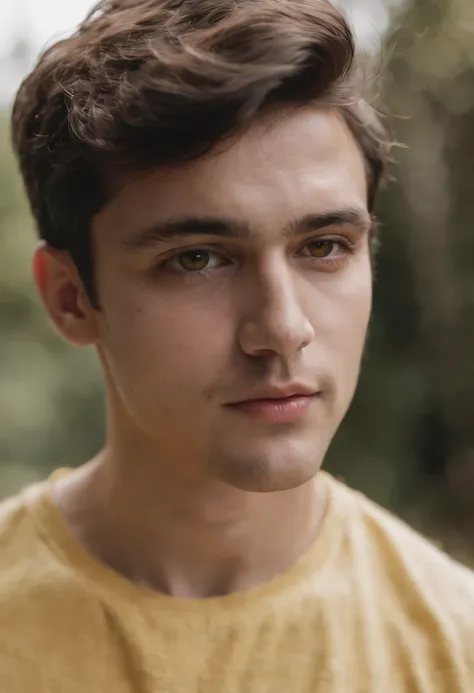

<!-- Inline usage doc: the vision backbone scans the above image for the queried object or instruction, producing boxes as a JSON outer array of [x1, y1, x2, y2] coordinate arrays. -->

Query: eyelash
[[156, 236, 356, 276]]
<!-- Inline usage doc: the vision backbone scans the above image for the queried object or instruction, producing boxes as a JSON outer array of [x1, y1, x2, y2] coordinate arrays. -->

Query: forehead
[[96, 107, 368, 238]]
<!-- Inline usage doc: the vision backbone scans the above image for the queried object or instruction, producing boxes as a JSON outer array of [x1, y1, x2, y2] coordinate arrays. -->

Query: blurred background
[[1, 0, 474, 564]]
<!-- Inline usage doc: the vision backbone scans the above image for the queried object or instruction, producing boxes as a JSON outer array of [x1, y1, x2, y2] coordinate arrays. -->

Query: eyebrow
[[122, 207, 372, 251]]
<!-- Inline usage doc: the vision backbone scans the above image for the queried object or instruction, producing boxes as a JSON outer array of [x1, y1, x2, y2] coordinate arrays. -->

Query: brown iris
[[306, 240, 335, 258], [178, 250, 210, 271]]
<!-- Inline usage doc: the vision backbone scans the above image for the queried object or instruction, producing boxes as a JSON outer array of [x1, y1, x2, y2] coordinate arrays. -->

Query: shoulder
[[0, 488, 38, 568], [0, 484, 108, 667], [347, 481, 474, 596], [0, 482, 99, 615], [0, 488, 114, 684], [0, 484, 59, 608], [0, 480, 56, 558], [331, 476, 474, 668]]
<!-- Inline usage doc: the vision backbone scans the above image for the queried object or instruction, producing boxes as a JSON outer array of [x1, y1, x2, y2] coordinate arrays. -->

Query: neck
[[53, 446, 328, 599]]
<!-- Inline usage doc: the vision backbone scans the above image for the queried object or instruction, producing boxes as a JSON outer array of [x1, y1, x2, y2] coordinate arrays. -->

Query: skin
[[34, 106, 372, 598]]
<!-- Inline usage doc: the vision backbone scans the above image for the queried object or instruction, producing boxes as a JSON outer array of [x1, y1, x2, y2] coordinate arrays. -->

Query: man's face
[[91, 107, 372, 491]]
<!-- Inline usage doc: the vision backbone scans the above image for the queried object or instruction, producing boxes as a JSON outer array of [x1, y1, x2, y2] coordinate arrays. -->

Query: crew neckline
[[23, 470, 349, 615]]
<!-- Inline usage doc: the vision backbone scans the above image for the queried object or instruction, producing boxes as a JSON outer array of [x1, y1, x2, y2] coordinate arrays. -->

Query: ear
[[33, 242, 99, 346]]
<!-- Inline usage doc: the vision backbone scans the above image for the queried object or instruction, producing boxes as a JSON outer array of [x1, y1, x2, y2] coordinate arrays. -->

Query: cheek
[[100, 280, 233, 393], [310, 260, 372, 372], [335, 275, 372, 389]]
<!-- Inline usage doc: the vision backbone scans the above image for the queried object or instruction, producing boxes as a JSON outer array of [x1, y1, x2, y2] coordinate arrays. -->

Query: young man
[[2, 0, 474, 690]]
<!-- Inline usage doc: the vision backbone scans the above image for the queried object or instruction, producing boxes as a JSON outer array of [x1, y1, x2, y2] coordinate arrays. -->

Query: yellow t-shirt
[[0, 472, 473, 693]]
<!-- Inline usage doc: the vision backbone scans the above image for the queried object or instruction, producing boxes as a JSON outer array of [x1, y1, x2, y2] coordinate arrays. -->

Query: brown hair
[[11, 0, 388, 307]]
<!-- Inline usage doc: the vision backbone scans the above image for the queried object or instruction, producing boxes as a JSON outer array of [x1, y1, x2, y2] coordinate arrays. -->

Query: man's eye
[[300, 238, 352, 259], [306, 240, 337, 258], [177, 250, 211, 272], [164, 248, 228, 273]]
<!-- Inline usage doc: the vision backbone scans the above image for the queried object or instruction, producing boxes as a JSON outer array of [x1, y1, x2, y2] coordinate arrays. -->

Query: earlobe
[[32, 243, 99, 347]]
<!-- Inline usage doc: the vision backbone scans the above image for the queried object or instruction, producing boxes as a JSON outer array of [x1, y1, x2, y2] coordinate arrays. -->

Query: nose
[[238, 261, 315, 359]]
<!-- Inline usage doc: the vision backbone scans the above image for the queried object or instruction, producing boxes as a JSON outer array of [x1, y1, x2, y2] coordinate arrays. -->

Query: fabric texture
[[0, 471, 473, 692]]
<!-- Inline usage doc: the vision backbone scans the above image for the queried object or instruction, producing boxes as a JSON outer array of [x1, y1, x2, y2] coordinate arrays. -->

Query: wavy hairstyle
[[11, 0, 389, 306]]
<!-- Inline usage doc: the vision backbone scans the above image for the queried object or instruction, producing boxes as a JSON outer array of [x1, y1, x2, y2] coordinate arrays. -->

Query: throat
[[52, 457, 329, 599]]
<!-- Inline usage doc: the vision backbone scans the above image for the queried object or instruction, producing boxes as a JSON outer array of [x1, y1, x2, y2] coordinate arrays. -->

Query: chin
[[213, 446, 325, 493]]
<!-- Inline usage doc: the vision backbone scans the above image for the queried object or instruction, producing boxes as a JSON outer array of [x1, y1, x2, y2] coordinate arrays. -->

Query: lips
[[225, 383, 320, 424], [229, 383, 319, 405]]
